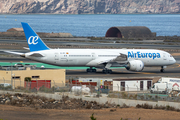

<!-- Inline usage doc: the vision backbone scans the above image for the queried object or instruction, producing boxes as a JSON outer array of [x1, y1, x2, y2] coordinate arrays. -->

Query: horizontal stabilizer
[[23, 47, 30, 50], [4, 51, 24, 55]]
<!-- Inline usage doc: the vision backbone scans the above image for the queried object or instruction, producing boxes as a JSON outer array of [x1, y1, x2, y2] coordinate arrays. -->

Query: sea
[[0, 14, 180, 37]]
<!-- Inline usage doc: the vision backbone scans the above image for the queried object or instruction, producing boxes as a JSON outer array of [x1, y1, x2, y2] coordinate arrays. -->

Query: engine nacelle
[[126, 60, 144, 72]]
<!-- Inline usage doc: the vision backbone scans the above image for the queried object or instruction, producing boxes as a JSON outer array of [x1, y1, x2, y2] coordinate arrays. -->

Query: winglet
[[21, 22, 50, 52]]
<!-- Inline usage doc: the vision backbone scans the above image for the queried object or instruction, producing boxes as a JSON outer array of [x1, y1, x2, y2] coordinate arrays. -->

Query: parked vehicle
[[158, 77, 180, 91], [151, 83, 172, 94]]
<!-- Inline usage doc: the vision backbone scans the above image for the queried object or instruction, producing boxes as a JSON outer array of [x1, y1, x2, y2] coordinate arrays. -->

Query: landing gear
[[160, 66, 166, 73], [160, 69, 164, 73], [86, 67, 96, 73], [102, 69, 112, 74]]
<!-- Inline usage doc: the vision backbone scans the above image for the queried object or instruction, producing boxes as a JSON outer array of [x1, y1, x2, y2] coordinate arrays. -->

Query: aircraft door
[[91, 53, 96, 60], [147, 81, 152, 90], [140, 81, 143, 90], [121, 82, 125, 91], [163, 53, 167, 60], [54, 53, 59, 60]]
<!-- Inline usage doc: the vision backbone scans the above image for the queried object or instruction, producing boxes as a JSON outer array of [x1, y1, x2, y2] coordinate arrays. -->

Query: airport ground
[[1, 104, 180, 120], [0, 37, 180, 119]]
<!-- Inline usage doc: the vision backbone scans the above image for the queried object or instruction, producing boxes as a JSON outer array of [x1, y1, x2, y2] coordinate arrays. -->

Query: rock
[[17, 96, 21, 100], [12, 96, 18, 101], [5, 98, 10, 104], [110, 109, 116, 112]]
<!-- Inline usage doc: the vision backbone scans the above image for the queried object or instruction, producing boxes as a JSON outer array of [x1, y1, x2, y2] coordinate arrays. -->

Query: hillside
[[0, 0, 180, 14]]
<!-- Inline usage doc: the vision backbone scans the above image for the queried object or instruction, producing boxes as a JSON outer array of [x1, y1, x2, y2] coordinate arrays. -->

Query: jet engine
[[126, 60, 144, 72]]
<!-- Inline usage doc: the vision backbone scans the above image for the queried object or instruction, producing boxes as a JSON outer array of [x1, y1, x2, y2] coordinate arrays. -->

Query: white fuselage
[[24, 49, 176, 68]]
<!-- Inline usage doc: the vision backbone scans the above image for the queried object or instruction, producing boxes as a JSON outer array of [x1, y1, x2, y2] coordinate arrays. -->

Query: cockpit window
[[170, 55, 173, 57]]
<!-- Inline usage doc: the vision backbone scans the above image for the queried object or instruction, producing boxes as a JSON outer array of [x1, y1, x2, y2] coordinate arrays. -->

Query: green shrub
[[90, 113, 96, 120], [24, 77, 31, 82]]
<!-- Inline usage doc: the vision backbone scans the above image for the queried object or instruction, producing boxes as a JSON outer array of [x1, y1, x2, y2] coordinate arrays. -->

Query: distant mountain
[[1, 0, 180, 14]]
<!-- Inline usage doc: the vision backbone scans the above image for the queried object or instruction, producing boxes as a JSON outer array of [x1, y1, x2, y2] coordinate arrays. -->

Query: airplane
[[5, 22, 176, 74]]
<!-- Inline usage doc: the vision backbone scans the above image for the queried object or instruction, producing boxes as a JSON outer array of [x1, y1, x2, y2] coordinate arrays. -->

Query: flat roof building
[[0, 66, 65, 89]]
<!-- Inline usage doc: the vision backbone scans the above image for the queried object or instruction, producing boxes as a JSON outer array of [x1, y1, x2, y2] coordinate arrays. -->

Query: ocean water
[[0, 14, 180, 37]]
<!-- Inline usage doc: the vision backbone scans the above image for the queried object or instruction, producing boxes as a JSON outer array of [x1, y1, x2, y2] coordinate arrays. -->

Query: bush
[[0, 85, 12, 90], [90, 113, 96, 120], [24, 77, 31, 82], [39, 85, 53, 93], [121, 92, 128, 98]]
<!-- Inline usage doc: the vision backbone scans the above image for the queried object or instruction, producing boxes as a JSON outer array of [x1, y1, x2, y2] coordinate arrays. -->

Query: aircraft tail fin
[[21, 22, 50, 52]]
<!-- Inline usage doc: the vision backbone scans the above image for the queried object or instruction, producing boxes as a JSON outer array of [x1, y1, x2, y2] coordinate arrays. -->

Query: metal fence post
[[10, 62, 12, 90], [3, 77, 5, 91], [53, 80, 55, 94], [81, 82, 82, 99], [99, 84, 101, 104], [3, 77, 5, 84], [36, 79, 38, 93], [157, 86, 159, 102], [117, 84, 119, 105], [136, 85, 138, 100], [14, 76, 16, 91], [20, 78, 21, 91], [62, 81, 64, 95], [45, 80, 47, 93], [127, 85, 129, 99]]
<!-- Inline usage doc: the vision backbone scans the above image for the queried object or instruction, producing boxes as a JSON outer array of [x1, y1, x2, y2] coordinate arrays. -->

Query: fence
[[1, 79, 180, 102]]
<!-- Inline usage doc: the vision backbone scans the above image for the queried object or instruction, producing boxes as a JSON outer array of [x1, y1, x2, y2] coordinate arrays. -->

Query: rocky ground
[[0, 94, 180, 120], [1, 93, 180, 120], [0, 93, 117, 109]]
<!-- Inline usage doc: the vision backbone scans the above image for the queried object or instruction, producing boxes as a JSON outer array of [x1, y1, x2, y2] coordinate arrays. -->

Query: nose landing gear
[[160, 66, 167, 73]]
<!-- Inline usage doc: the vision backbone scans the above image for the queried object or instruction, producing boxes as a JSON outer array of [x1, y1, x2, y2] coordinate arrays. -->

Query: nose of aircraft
[[171, 57, 176, 64]]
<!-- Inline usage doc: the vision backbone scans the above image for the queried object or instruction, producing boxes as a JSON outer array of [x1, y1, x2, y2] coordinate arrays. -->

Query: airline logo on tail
[[21, 22, 50, 52], [28, 36, 38, 45]]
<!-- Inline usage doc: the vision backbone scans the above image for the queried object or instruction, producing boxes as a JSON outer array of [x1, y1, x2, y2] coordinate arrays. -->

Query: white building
[[113, 78, 153, 91], [79, 77, 112, 86]]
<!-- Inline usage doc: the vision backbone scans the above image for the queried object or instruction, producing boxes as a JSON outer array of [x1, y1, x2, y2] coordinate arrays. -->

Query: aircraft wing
[[86, 53, 128, 68], [98, 53, 128, 68], [98, 53, 128, 64]]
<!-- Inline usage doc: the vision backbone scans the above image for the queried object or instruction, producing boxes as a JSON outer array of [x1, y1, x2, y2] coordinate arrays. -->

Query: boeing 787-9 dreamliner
[[5, 22, 176, 74]]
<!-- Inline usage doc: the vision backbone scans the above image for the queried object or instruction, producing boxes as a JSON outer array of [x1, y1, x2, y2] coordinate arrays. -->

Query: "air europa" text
[[128, 51, 161, 59]]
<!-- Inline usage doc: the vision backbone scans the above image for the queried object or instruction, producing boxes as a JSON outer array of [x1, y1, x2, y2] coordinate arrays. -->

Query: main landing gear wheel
[[86, 68, 96, 73], [102, 69, 112, 74]]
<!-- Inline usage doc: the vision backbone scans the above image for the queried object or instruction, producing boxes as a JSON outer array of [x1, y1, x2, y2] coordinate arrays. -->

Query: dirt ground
[[1, 105, 180, 120]]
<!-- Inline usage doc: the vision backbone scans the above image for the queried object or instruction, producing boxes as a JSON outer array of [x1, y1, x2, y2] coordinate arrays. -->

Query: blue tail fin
[[21, 22, 50, 52]]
